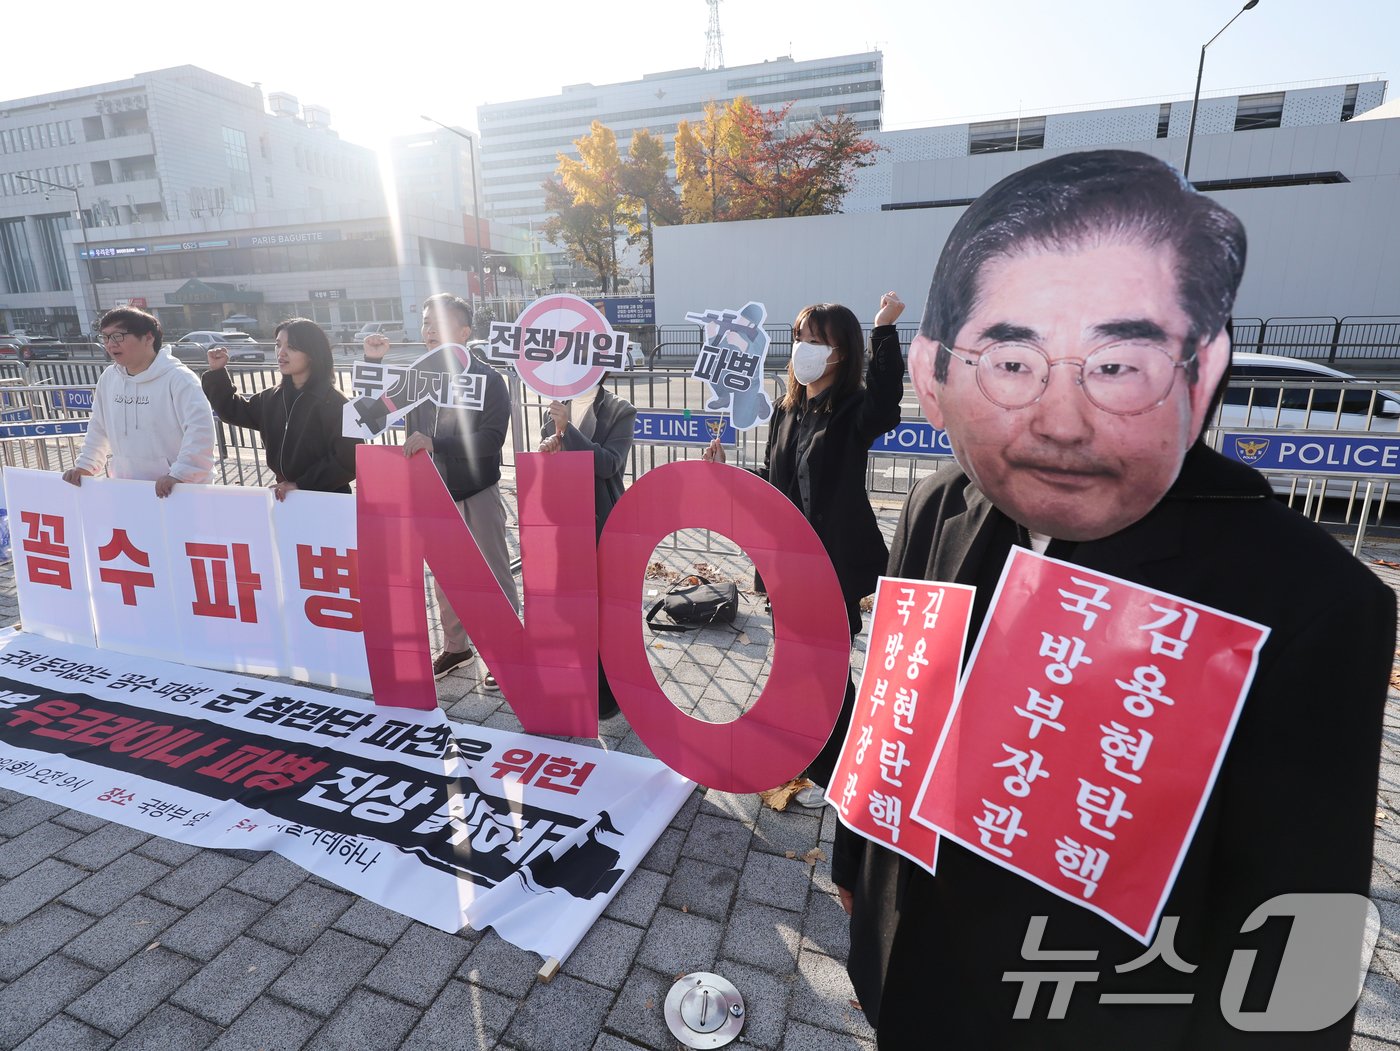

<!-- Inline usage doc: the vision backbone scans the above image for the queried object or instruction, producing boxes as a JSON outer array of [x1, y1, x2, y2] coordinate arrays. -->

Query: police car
[[1219, 353, 1400, 430], [1215, 352, 1400, 501]]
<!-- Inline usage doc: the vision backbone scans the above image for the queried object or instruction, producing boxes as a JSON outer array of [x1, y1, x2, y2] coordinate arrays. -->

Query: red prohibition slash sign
[[511, 294, 615, 401]]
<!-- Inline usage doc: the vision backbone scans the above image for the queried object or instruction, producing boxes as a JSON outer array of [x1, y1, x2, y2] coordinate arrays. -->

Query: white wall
[[655, 209, 957, 328], [655, 117, 1400, 327]]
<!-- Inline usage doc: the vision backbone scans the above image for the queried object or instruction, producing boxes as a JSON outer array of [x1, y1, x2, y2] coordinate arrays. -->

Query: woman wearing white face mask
[[703, 292, 906, 806]]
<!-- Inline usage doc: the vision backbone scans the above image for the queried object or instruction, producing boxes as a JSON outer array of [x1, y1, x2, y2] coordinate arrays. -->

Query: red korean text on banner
[[911, 548, 1269, 943], [297, 545, 360, 632], [20, 512, 74, 590], [98, 529, 155, 605], [4, 469, 94, 647], [187, 542, 262, 623], [829, 577, 974, 873]]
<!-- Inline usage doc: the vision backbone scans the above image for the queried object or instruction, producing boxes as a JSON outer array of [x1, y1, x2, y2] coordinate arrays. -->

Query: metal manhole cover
[[664, 971, 745, 1048]]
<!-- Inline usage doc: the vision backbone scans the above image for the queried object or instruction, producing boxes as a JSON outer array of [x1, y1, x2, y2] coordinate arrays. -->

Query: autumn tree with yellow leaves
[[674, 98, 880, 221], [554, 122, 634, 293], [543, 102, 877, 288]]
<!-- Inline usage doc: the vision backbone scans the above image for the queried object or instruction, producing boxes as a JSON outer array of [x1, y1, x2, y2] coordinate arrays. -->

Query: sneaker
[[432, 648, 474, 679], [482, 671, 500, 691], [794, 784, 828, 809]]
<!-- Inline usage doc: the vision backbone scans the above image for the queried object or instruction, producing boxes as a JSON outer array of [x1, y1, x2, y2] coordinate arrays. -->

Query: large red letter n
[[355, 446, 599, 735]]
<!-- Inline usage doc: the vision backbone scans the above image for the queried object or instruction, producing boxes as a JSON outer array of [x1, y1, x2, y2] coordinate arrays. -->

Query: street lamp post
[[14, 173, 99, 332], [1182, 0, 1260, 181], [420, 115, 485, 303]]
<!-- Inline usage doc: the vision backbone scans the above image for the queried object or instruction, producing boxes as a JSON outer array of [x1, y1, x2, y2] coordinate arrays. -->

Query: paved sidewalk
[[0, 513, 1395, 1050]]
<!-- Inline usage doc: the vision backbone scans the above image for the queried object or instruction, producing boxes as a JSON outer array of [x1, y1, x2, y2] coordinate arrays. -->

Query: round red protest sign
[[508, 294, 618, 400]]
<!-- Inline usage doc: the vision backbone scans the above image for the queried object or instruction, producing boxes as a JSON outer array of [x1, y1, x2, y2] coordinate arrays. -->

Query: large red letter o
[[598, 460, 851, 792]]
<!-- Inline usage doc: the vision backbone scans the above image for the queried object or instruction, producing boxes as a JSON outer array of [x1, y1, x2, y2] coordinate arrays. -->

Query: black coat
[[405, 347, 509, 502], [835, 444, 1395, 1049], [202, 369, 359, 492], [759, 324, 904, 631], [540, 385, 637, 536]]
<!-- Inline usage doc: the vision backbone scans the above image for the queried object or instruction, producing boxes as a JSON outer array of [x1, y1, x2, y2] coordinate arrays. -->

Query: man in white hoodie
[[63, 307, 215, 496]]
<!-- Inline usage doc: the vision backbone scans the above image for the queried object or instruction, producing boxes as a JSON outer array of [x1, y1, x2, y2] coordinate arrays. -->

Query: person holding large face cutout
[[834, 150, 1394, 1048]]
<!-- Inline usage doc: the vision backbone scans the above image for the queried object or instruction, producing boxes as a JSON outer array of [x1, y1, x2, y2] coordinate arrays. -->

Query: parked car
[[170, 330, 266, 365], [1217, 353, 1400, 431], [0, 335, 67, 360], [353, 321, 408, 344], [1214, 352, 1400, 502], [21, 337, 69, 360], [0, 333, 30, 359]]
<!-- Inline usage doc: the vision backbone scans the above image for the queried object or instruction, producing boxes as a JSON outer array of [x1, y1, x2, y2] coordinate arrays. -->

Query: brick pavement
[[0, 513, 1394, 1050]]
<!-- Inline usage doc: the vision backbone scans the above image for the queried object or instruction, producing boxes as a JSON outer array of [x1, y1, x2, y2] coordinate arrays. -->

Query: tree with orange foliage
[[675, 98, 881, 222]]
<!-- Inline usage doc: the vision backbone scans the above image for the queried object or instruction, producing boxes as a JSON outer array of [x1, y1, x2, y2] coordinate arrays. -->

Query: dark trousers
[[804, 671, 857, 788]]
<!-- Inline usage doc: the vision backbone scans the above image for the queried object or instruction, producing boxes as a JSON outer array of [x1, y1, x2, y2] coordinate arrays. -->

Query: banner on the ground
[[910, 549, 1269, 943], [0, 630, 692, 962]]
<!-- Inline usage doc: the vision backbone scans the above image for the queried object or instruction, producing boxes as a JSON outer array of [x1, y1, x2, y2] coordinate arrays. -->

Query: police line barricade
[[0, 384, 96, 564], [1213, 428, 1397, 554], [0, 382, 95, 445], [9, 368, 1396, 551]]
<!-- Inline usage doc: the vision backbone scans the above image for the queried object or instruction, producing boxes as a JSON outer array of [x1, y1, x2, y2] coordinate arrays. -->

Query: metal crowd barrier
[[6, 357, 1398, 559], [1203, 374, 1400, 552]]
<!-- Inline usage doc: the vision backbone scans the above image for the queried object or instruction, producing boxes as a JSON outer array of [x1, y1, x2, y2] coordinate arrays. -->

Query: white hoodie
[[75, 350, 216, 482]]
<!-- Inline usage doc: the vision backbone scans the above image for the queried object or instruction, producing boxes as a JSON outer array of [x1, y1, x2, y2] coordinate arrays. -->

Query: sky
[[2, 0, 1395, 153]]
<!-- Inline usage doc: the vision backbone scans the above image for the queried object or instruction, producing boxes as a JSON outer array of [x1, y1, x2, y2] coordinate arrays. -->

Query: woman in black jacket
[[704, 292, 906, 804], [202, 318, 360, 498]]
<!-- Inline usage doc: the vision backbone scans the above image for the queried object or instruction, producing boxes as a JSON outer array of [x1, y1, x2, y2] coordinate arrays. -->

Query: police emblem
[[1233, 437, 1270, 464]]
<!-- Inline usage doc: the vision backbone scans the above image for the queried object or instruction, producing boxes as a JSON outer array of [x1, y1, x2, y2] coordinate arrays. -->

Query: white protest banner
[[6, 470, 356, 691], [4, 469, 94, 647], [0, 630, 693, 962], [79, 478, 179, 661], [272, 490, 370, 693]]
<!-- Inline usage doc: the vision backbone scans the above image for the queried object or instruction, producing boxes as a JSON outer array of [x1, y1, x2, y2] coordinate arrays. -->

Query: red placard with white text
[[829, 577, 974, 873], [911, 548, 1269, 943]]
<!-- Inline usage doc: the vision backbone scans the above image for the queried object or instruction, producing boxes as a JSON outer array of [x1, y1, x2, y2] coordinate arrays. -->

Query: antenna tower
[[704, 0, 724, 70]]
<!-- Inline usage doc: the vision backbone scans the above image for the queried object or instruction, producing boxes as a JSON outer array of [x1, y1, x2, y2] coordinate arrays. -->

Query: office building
[[477, 51, 884, 229], [0, 67, 514, 338]]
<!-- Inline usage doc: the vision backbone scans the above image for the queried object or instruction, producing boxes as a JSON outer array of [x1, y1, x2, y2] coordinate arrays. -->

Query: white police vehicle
[[1215, 352, 1400, 502]]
